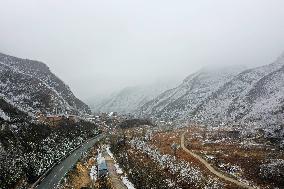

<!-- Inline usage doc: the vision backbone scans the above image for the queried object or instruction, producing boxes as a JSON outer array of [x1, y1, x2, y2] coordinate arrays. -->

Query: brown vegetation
[[60, 147, 97, 189], [169, 126, 284, 189], [150, 129, 238, 188]]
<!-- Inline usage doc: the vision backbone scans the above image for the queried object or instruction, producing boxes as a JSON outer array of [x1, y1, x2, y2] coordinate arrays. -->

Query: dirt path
[[181, 132, 254, 189], [102, 149, 127, 189]]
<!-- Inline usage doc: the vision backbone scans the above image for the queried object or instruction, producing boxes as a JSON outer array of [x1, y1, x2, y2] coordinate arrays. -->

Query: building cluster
[[36, 113, 78, 127], [85, 112, 127, 133]]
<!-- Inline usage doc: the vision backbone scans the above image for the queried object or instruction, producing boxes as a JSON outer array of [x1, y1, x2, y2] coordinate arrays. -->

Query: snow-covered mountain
[[137, 65, 246, 119], [0, 53, 98, 189], [0, 52, 91, 116], [91, 81, 178, 114], [138, 53, 284, 133]]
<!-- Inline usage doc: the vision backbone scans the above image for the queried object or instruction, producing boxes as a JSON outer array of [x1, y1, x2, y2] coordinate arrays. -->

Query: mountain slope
[[138, 53, 284, 133], [0, 52, 90, 115], [193, 54, 284, 129], [0, 53, 97, 188], [0, 96, 99, 189], [138, 65, 246, 120], [92, 82, 177, 114]]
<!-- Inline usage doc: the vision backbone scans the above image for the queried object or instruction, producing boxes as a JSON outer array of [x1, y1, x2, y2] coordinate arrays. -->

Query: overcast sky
[[0, 0, 284, 100]]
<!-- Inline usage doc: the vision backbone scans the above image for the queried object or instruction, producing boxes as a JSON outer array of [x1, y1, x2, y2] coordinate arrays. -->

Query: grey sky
[[0, 0, 284, 100]]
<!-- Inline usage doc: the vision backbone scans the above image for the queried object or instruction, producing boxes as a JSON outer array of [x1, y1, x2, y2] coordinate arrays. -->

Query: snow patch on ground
[[205, 155, 215, 160], [96, 149, 104, 164], [0, 108, 10, 121], [90, 150, 103, 182], [114, 163, 123, 174], [121, 176, 136, 189], [107, 146, 136, 188], [90, 163, 97, 181], [107, 146, 123, 174], [106, 146, 114, 159]]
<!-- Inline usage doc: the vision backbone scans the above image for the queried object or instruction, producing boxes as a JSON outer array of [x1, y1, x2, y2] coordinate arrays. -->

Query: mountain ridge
[[91, 81, 178, 114], [137, 53, 284, 137], [0, 52, 91, 116]]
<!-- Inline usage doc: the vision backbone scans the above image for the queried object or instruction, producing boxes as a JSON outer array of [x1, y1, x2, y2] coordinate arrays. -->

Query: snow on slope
[[0, 52, 90, 115], [138, 53, 284, 134], [0, 108, 10, 121], [138, 65, 246, 120], [92, 81, 178, 114], [193, 54, 284, 129]]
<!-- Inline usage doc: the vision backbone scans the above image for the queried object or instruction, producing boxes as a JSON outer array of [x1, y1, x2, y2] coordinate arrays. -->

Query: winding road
[[35, 135, 103, 189], [181, 132, 254, 189]]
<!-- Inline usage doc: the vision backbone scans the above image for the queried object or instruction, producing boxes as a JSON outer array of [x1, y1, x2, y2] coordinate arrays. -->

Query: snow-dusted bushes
[[0, 120, 99, 189], [0, 108, 10, 121], [110, 136, 223, 188], [111, 143, 172, 189], [130, 138, 223, 188], [90, 163, 97, 182], [259, 159, 284, 185]]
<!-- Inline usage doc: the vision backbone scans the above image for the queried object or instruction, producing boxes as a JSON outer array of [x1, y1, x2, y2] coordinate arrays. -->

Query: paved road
[[181, 132, 254, 189], [36, 135, 103, 189]]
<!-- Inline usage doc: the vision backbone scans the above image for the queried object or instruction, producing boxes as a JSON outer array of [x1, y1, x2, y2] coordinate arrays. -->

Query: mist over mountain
[[1, 1, 284, 188], [137, 65, 246, 117], [89, 81, 178, 114], [137, 52, 284, 136], [0, 53, 99, 189], [0, 52, 91, 116]]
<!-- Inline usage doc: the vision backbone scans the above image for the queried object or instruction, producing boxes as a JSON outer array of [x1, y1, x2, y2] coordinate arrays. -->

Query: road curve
[[36, 135, 103, 189], [181, 132, 254, 189]]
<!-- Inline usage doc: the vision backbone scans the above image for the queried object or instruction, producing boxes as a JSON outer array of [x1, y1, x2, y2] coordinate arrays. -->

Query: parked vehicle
[[98, 159, 108, 178]]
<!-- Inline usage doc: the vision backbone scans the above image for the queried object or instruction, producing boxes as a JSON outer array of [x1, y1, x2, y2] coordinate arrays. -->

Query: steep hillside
[[0, 97, 99, 188], [193, 54, 284, 132], [92, 82, 177, 114], [138, 65, 246, 120], [0, 52, 91, 115], [138, 53, 284, 134], [0, 97, 30, 124], [0, 52, 98, 188]]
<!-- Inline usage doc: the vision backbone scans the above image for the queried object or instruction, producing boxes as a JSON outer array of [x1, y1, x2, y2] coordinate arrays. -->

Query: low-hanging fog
[[0, 0, 284, 100]]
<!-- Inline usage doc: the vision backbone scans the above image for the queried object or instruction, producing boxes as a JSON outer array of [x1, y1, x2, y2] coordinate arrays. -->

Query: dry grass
[[149, 128, 238, 188], [155, 126, 284, 189], [60, 148, 97, 189]]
